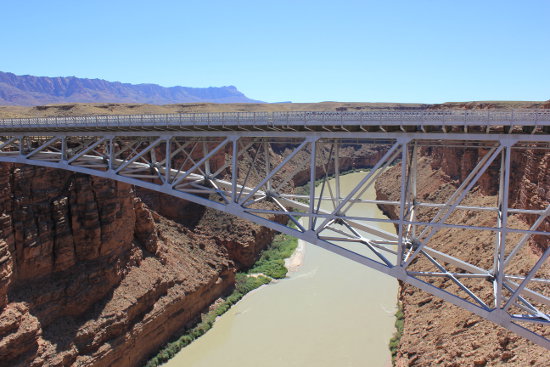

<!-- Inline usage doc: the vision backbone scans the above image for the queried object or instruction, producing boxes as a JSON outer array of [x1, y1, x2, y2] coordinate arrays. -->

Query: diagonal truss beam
[[240, 138, 311, 205], [503, 205, 550, 268], [115, 137, 164, 174], [504, 247, 550, 312], [67, 137, 107, 164], [25, 137, 61, 159], [171, 137, 231, 187]]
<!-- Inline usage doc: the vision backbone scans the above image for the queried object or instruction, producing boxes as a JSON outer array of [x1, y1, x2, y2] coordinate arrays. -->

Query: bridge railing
[[1, 109, 549, 130]]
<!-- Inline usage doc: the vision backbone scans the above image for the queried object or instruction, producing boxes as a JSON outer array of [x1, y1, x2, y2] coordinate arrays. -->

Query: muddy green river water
[[165, 172, 398, 367]]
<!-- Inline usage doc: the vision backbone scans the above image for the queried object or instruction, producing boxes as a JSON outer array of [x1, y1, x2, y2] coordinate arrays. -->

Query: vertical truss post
[[61, 137, 67, 161], [203, 141, 211, 176], [150, 144, 158, 178], [494, 141, 512, 308], [264, 140, 272, 192], [309, 138, 318, 231], [231, 137, 238, 203], [18, 136, 23, 156], [108, 137, 114, 171], [397, 138, 410, 265], [409, 141, 418, 239], [165, 137, 171, 184], [335, 140, 341, 207]]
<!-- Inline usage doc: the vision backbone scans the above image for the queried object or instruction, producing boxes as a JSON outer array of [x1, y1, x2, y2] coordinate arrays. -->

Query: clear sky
[[1, 0, 549, 103]]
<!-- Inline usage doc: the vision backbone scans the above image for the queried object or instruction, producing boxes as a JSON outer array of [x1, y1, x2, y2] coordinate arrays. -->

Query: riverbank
[[285, 240, 305, 273], [144, 232, 299, 367]]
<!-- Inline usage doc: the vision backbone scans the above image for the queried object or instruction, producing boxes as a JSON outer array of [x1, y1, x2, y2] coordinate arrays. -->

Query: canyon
[[0, 101, 548, 366]]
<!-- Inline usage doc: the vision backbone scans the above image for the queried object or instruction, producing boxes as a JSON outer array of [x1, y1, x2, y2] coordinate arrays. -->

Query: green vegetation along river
[[165, 171, 398, 367]]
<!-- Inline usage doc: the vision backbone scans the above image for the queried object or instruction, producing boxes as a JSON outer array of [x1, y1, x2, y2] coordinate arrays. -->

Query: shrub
[[250, 260, 287, 279], [248, 233, 298, 279], [236, 273, 271, 293], [389, 304, 404, 365]]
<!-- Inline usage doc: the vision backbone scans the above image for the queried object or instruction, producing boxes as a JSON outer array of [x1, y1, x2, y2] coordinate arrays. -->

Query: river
[[165, 171, 398, 367]]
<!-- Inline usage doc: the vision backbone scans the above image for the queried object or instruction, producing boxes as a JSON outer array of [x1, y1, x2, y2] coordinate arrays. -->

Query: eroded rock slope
[[376, 148, 549, 367]]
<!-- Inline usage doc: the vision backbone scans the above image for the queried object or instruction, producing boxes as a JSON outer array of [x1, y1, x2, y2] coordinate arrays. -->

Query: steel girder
[[0, 129, 548, 349]]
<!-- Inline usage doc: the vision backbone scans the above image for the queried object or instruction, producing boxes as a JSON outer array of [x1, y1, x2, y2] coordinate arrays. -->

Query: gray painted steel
[[0, 110, 549, 349]]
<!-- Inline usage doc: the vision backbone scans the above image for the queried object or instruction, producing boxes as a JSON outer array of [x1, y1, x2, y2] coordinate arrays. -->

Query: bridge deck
[[1, 110, 549, 133]]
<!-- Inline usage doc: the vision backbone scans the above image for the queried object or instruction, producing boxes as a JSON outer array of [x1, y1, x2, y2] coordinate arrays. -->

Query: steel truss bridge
[[0, 110, 549, 348]]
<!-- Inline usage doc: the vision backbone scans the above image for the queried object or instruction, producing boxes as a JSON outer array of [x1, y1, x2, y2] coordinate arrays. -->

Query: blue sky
[[1, 0, 549, 103]]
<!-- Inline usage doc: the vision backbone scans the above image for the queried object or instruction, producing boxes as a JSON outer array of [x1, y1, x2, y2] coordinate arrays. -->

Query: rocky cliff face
[[376, 148, 549, 366], [509, 148, 549, 253], [0, 162, 277, 367], [427, 145, 549, 252]]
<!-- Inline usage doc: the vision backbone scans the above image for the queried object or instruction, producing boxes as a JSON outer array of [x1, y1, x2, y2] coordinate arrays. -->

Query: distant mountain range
[[0, 71, 263, 106]]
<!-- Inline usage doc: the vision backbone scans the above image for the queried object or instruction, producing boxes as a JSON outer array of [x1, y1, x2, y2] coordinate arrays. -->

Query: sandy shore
[[284, 239, 306, 273]]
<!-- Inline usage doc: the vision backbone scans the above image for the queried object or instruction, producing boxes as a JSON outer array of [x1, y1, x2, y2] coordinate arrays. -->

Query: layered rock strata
[[0, 163, 277, 367]]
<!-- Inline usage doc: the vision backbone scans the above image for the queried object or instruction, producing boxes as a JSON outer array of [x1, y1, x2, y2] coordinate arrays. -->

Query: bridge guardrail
[[1, 110, 549, 130]]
